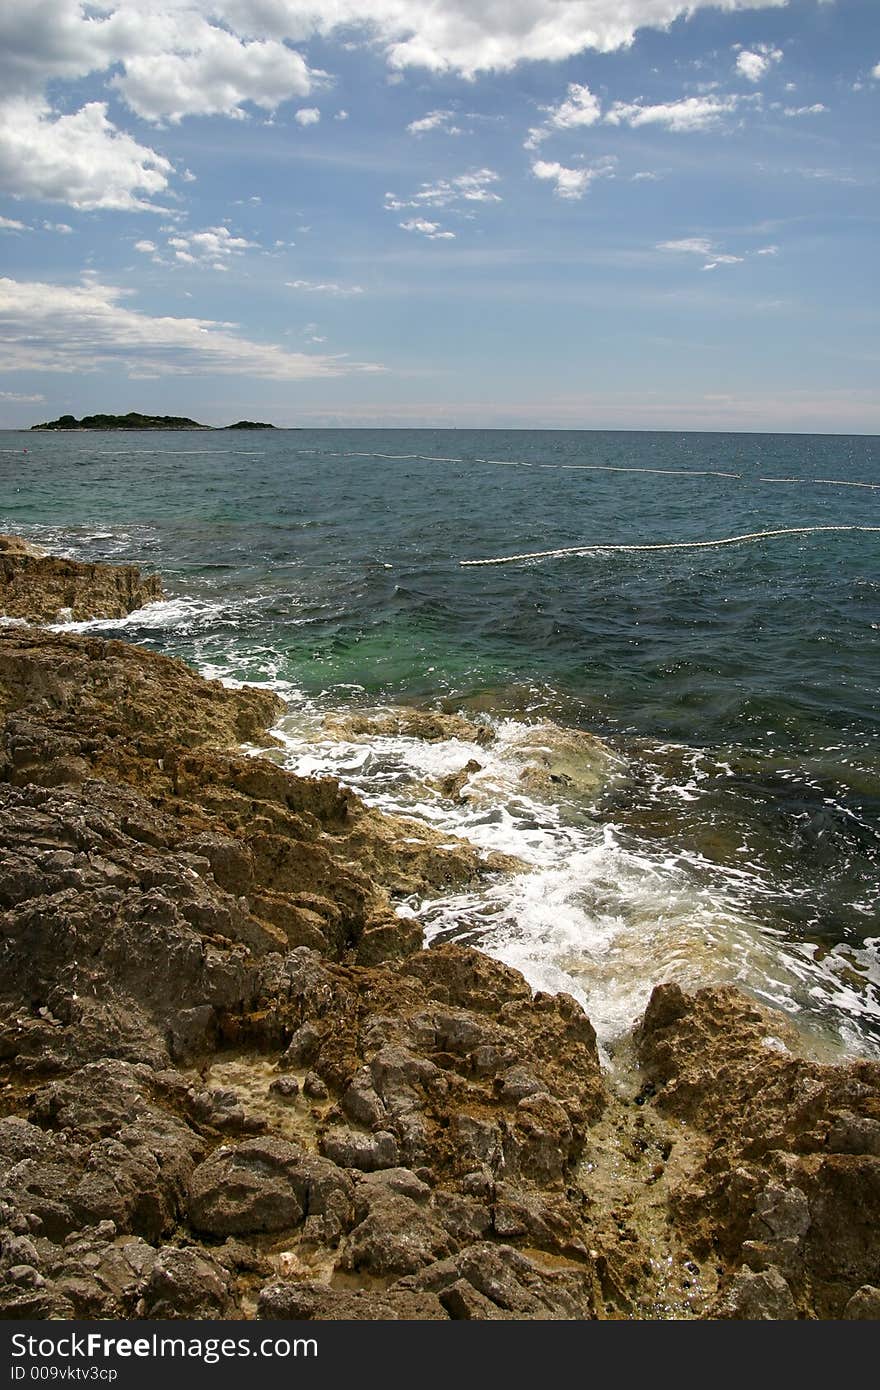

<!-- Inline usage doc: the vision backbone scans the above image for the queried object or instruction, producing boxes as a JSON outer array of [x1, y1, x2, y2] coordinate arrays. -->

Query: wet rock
[[498, 1065, 543, 1102], [303, 1071, 329, 1100], [356, 1168, 432, 1203], [324, 709, 495, 748], [342, 1068, 387, 1128], [510, 723, 622, 801], [439, 1278, 513, 1320], [188, 1137, 353, 1242], [437, 760, 483, 803], [269, 1076, 299, 1099]]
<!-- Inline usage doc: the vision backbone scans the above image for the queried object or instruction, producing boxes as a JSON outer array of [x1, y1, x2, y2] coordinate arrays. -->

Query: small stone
[[303, 1071, 329, 1100], [269, 1076, 300, 1099]]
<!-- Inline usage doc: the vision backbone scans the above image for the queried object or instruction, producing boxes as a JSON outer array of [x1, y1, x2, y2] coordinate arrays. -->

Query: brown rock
[[0, 537, 164, 622]]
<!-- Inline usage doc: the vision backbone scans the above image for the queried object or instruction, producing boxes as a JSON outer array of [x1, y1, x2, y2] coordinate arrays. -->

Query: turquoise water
[[2, 428, 878, 1052]]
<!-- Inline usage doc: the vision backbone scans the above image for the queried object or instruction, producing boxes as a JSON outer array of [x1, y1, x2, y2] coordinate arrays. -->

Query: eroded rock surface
[[0, 536, 164, 622]]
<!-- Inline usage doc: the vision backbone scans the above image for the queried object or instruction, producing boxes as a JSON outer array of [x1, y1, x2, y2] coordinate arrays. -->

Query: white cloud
[[0, 215, 29, 231], [215, 1, 789, 78], [735, 45, 783, 83], [385, 168, 501, 213], [134, 239, 157, 254], [399, 217, 456, 239], [756, 244, 778, 255], [294, 106, 321, 126], [782, 103, 827, 116], [659, 237, 713, 255], [532, 157, 615, 200], [1, 4, 792, 99], [335, 109, 349, 120], [0, 98, 172, 211], [112, 28, 318, 123], [524, 82, 602, 149], [286, 279, 364, 295], [0, 275, 382, 379], [42, 220, 73, 233], [406, 109, 463, 136], [658, 237, 746, 269], [872, 62, 880, 80], [0, 390, 44, 402], [606, 94, 739, 131], [0, 3, 789, 213], [166, 225, 256, 269]]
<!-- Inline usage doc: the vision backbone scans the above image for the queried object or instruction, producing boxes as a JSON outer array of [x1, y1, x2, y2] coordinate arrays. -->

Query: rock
[[437, 760, 482, 803], [324, 709, 495, 748], [439, 1279, 513, 1320], [0, 538, 164, 622], [715, 1267, 798, 1320], [281, 1023, 321, 1068], [638, 982, 880, 1317], [269, 1076, 299, 1099], [189, 1139, 298, 1236], [187, 1137, 353, 1241], [340, 1187, 455, 1278], [140, 1246, 234, 1318], [508, 722, 622, 801], [303, 1071, 329, 1100], [320, 1127, 399, 1172], [404, 1243, 593, 1319], [843, 1285, 880, 1319]]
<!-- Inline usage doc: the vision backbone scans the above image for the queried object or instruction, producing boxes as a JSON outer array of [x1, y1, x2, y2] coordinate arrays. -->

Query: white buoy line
[[459, 525, 880, 567], [286, 447, 879, 491]]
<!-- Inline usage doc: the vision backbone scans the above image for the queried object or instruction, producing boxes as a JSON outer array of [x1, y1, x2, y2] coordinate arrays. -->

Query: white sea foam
[[265, 704, 880, 1057], [48, 595, 228, 635]]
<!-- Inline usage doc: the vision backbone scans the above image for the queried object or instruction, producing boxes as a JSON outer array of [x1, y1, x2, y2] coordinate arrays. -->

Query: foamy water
[[265, 703, 880, 1058]]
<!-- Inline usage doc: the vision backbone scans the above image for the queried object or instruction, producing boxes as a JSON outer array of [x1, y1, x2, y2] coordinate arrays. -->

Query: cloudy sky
[[0, 0, 877, 431]]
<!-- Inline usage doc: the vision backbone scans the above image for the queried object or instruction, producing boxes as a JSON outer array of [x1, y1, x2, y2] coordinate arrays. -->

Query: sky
[[0, 0, 878, 433]]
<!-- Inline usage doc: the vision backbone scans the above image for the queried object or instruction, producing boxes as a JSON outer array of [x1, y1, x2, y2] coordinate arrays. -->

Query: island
[[31, 413, 276, 431]]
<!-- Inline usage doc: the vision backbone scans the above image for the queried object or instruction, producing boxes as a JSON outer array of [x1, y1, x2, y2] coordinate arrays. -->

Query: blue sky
[[0, 1, 877, 431]]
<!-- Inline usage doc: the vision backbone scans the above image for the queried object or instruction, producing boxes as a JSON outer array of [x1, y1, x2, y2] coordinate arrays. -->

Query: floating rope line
[[283, 447, 878, 492], [460, 525, 880, 567]]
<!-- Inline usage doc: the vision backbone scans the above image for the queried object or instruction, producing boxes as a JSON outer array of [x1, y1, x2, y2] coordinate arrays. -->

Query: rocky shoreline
[[0, 541, 878, 1320]]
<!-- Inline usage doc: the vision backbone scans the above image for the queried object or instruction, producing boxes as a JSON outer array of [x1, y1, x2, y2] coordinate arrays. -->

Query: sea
[[2, 427, 878, 1059]]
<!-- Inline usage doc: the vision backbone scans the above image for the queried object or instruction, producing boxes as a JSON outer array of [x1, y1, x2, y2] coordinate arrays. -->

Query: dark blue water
[[2, 428, 878, 1052]]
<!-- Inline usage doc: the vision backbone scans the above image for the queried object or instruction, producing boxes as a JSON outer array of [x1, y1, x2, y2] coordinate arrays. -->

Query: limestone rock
[[0, 537, 164, 623]]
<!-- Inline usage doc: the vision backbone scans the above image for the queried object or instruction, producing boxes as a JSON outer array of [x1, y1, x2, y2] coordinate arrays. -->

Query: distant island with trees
[[31, 413, 277, 431]]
